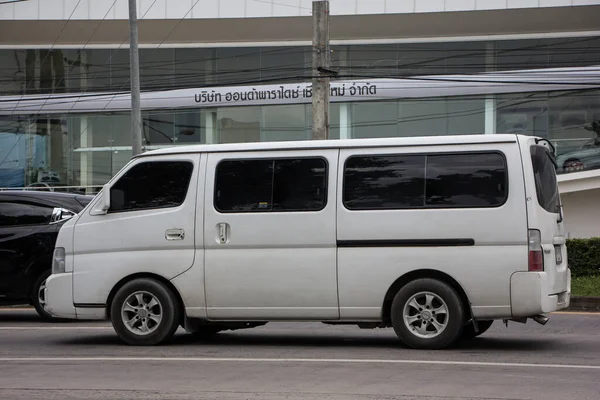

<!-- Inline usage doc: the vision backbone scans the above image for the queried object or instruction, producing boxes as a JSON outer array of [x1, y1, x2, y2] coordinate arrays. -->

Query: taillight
[[528, 230, 544, 272]]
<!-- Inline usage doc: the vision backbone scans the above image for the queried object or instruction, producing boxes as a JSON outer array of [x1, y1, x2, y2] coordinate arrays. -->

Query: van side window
[[215, 158, 327, 213], [425, 153, 507, 207], [343, 155, 426, 210], [530, 146, 560, 214], [343, 152, 507, 210], [109, 161, 194, 213]]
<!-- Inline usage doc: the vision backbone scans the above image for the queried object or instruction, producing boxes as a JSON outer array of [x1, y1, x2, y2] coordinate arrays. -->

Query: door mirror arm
[[90, 183, 111, 216]]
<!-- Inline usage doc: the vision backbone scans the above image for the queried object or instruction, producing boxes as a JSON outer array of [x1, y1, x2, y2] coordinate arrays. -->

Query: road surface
[[0, 309, 598, 400]]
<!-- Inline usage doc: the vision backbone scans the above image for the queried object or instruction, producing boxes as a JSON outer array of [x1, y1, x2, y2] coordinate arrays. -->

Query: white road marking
[[0, 357, 598, 370]]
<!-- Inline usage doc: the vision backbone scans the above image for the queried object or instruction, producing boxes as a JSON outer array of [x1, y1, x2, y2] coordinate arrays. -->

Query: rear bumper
[[510, 268, 571, 318], [45, 273, 77, 319]]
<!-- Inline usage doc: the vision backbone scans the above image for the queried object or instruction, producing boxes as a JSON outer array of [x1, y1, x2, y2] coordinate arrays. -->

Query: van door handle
[[165, 229, 185, 241], [218, 223, 229, 244]]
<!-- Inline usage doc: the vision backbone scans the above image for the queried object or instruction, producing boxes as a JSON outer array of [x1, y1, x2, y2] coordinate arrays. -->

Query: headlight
[[52, 247, 66, 274]]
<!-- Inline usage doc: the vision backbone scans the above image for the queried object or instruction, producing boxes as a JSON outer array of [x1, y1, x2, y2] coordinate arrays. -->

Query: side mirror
[[101, 183, 111, 211], [50, 208, 76, 224], [90, 183, 111, 216]]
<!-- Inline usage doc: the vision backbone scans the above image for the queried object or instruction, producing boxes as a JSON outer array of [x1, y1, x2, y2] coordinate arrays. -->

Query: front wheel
[[31, 270, 54, 321], [110, 278, 181, 346], [391, 278, 465, 349]]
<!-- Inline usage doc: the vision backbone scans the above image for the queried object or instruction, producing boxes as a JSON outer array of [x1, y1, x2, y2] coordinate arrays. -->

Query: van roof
[[138, 133, 523, 158]]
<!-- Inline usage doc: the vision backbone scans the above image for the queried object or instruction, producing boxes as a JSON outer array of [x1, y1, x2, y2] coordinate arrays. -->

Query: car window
[[343, 152, 507, 210], [109, 161, 194, 213], [531, 145, 560, 214], [425, 153, 507, 207], [215, 157, 328, 213], [343, 155, 426, 210], [0, 201, 54, 227]]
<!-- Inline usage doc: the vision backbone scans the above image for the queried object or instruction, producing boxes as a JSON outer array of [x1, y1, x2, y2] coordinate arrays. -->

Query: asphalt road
[[0, 309, 599, 400]]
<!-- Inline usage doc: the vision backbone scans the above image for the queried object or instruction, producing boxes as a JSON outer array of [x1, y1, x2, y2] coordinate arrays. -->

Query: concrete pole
[[311, 1, 330, 140], [128, 0, 143, 155]]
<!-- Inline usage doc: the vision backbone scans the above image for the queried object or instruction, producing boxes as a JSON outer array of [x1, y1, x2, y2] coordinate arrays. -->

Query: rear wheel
[[31, 270, 54, 321], [391, 278, 465, 349], [564, 159, 585, 172], [110, 278, 180, 346], [461, 320, 494, 340]]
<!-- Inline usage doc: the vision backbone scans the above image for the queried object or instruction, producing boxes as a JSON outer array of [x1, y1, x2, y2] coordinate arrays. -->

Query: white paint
[[0, 357, 599, 370], [561, 188, 600, 239]]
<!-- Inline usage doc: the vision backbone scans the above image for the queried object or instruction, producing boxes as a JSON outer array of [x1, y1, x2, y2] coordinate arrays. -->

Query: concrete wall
[[2, 0, 600, 20], [562, 189, 600, 239]]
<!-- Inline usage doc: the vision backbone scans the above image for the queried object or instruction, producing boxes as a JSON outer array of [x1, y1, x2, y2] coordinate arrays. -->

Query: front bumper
[[45, 273, 77, 319], [510, 269, 571, 318]]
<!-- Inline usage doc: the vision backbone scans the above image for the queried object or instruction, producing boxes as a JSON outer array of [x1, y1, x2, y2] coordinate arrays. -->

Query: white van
[[45, 134, 571, 349]]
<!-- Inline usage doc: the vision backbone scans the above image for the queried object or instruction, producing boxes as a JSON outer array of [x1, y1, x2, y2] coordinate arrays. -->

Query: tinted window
[[344, 155, 426, 210], [215, 158, 327, 213], [425, 153, 507, 207], [343, 152, 507, 210], [109, 161, 194, 212], [215, 160, 274, 212], [531, 146, 560, 214], [0, 202, 54, 226]]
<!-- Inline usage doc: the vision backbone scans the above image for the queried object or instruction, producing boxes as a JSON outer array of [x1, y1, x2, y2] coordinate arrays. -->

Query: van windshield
[[530, 145, 560, 214]]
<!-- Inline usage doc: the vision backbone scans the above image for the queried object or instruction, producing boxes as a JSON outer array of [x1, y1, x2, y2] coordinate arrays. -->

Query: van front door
[[204, 150, 339, 320]]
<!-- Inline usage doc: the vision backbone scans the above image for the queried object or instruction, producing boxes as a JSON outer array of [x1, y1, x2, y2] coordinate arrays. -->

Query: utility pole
[[311, 1, 330, 140], [128, 0, 143, 156]]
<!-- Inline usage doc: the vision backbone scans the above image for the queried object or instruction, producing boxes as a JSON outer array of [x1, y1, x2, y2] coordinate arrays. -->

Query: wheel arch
[[381, 269, 473, 324], [106, 272, 186, 324]]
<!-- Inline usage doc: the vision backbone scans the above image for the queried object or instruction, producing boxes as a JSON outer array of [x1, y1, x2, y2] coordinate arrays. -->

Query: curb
[[564, 296, 600, 312]]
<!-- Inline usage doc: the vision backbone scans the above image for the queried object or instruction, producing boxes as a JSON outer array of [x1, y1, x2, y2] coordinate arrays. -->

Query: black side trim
[[74, 303, 106, 308], [337, 239, 475, 248]]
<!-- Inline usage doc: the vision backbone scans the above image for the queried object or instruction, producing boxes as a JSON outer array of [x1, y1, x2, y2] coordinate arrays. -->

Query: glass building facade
[[1, 37, 599, 192]]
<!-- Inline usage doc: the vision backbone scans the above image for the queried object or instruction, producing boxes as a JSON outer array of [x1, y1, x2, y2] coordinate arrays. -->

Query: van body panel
[[44, 134, 571, 340], [203, 149, 339, 320], [518, 136, 569, 297], [336, 143, 528, 319], [71, 154, 201, 305]]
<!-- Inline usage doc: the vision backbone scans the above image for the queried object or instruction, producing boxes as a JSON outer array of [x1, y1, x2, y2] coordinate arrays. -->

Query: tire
[[564, 159, 584, 172], [110, 278, 181, 346], [461, 320, 493, 340], [31, 270, 54, 321], [390, 278, 465, 350]]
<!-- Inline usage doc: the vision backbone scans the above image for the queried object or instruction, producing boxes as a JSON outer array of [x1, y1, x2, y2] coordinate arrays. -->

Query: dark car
[[0, 191, 94, 319]]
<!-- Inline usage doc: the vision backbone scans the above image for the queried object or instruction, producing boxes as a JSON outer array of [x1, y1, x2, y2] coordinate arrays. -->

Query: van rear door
[[520, 136, 568, 295]]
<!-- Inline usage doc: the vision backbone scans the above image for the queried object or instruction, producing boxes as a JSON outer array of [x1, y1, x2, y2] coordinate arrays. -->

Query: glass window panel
[[143, 112, 175, 146], [216, 48, 261, 85], [398, 99, 447, 136], [140, 49, 174, 91], [343, 155, 426, 210], [531, 146, 560, 214], [174, 111, 204, 144], [217, 107, 261, 143], [262, 104, 308, 142], [273, 158, 327, 211], [174, 48, 215, 87], [352, 101, 398, 138], [446, 98, 485, 135], [110, 161, 193, 212], [215, 160, 274, 212], [0, 202, 54, 226], [260, 47, 308, 82], [425, 153, 508, 208]]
